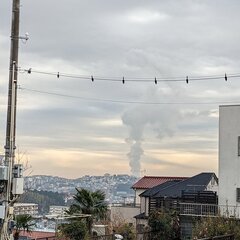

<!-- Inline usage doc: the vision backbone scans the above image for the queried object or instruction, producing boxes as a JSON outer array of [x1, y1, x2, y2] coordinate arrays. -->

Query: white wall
[[135, 189, 146, 206], [140, 197, 145, 213], [219, 105, 240, 209], [110, 206, 140, 226], [206, 176, 218, 193]]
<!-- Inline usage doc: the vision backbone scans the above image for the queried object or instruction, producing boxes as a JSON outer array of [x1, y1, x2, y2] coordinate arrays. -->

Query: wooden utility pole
[[5, 0, 20, 160]]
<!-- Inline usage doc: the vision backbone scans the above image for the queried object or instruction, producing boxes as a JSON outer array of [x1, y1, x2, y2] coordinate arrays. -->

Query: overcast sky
[[1, 0, 240, 178]]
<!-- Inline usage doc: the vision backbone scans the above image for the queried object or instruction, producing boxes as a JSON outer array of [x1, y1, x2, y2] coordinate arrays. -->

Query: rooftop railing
[[180, 203, 240, 218]]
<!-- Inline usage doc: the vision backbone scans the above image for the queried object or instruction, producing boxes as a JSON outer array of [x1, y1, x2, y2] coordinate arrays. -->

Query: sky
[[1, 0, 240, 178]]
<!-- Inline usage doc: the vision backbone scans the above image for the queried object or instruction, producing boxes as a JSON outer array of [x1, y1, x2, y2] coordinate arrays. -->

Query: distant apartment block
[[49, 205, 69, 216], [14, 203, 38, 216]]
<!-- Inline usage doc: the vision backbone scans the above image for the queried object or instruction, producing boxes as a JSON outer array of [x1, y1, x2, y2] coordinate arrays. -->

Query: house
[[135, 172, 218, 237], [109, 176, 187, 227], [132, 176, 188, 206]]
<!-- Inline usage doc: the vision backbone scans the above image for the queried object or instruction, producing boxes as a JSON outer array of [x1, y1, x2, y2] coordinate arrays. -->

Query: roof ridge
[[142, 176, 188, 178]]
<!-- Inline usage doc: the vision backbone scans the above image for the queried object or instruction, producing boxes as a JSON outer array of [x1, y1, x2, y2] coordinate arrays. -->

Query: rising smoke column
[[127, 141, 143, 177], [122, 103, 182, 177], [121, 81, 215, 177], [122, 106, 146, 177]]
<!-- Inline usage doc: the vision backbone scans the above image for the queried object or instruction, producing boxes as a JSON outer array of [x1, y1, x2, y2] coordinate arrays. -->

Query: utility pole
[[0, 0, 24, 239]]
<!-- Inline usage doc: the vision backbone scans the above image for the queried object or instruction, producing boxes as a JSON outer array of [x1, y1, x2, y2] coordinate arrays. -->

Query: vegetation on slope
[[18, 190, 65, 214]]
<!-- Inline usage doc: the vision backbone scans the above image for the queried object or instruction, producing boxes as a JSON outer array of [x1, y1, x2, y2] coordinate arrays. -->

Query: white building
[[14, 203, 38, 216], [49, 205, 69, 216], [219, 105, 240, 216]]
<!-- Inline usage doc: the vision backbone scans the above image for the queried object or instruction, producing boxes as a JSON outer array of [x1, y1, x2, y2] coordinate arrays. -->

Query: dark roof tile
[[152, 172, 217, 198], [140, 180, 182, 197]]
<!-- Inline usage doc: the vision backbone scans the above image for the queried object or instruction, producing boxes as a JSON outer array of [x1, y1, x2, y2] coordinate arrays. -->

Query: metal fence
[[30, 237, 57, 240], [136, 231, 170, 240], [31, 236, 115, 240], [180, 203, 240, 218], [198, 234, 234, 240], [28, 233, 234, 240], [91, 234, 115, 240]]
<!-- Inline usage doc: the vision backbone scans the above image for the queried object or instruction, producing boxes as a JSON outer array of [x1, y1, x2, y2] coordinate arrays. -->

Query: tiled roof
[[132, 176, 188, 189], [153, 172, 217, 198], [19, 230, 55, 239], [140, 180, 182, 197]]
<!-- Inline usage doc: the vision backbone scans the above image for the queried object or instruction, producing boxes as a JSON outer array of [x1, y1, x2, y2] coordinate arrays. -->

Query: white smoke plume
[[122, 103, 182, 177], [121, 85, 214, 177], [127, 141, 143, 177]]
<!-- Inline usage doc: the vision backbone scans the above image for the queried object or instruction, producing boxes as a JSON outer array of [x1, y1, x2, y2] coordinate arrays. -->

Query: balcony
[[179, 203, 240, 218]]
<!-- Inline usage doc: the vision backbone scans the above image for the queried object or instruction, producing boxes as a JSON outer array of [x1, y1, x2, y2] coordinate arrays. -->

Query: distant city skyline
[[1, 1, 239, 178], [24, 174, 137, 205]]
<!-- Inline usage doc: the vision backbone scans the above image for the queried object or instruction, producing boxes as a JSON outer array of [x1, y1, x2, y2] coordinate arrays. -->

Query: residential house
[[110, 176, 187, 227], [135, 172, 218, 239], [132, 176, 188, 206]]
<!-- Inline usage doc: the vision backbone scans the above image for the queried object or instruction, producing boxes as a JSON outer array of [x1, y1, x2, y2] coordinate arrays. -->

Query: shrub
[[192, 216, 240, 239], [148, 209, 180, 240]]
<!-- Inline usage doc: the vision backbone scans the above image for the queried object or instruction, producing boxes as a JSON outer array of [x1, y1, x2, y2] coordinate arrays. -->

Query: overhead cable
[[18, 86, 240, 105], [18, 67, 240, 84]]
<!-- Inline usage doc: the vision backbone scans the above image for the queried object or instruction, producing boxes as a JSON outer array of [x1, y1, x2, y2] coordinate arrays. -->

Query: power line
[[18, 67, 240, 83], [18, 86, 240, 105]]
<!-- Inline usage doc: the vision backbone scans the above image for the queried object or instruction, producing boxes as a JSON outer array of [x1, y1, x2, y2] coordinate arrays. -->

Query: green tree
[[67, 188, 108, 236], [58, 220, 88, 240], [148, 209, 180, 240], [13, 214, 35, 240]]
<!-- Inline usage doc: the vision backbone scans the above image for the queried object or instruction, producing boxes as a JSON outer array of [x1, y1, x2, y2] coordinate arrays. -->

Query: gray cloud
[[1, 0, 240, 177]]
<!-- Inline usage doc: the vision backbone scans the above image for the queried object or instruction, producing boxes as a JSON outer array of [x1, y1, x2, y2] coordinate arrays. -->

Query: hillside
[[18, 190, 66, 214]]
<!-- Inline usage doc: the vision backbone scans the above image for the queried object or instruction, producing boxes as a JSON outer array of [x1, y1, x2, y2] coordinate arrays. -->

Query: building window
[[236, 188, 240, 202], [238, 137, 240, 156]]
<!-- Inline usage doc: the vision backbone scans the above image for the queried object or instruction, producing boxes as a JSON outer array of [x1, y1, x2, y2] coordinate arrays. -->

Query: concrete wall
[[145, 197, 149, 217], [219, 105, 240, 210], [140, 197, 145, 213], [110, 205, 140, 226]]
